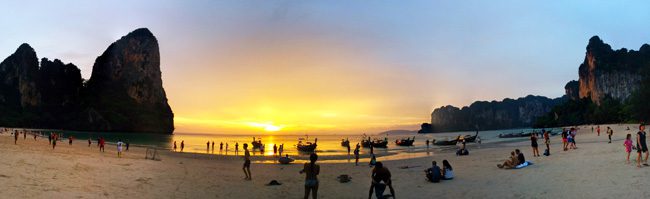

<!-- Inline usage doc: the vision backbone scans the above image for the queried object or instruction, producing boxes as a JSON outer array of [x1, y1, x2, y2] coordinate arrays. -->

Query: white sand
[[0, 124, 648, 198]]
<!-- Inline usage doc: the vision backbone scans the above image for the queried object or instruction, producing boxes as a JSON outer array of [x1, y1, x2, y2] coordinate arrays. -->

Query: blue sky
[[1, 0, 649, 133]]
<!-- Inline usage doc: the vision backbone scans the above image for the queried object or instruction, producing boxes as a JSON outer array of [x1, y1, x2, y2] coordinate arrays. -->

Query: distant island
[[420, 36, 650, 133], [0, 28, 174, 134]]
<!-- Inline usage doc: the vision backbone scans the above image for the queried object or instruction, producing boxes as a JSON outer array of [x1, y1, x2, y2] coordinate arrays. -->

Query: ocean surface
[[22, 127, 562, 158]]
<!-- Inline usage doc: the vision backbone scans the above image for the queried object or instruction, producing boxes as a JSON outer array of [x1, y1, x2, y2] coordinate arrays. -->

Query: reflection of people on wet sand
[[300, 153, 320, 199], [242, 143, 251, 180]]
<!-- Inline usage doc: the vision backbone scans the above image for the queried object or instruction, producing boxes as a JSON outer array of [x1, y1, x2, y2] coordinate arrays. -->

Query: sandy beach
[[1, 124, 649, 199]]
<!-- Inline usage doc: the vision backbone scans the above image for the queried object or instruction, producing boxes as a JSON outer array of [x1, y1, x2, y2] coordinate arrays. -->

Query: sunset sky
[[1, 1, 650, 134]]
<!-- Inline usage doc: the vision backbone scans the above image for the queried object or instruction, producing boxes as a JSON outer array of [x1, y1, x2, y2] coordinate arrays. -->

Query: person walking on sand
[[624, 134, 633, 164], [301, 153, 320, 199], [52, 133, 57, 149], [531, 133, 539, 157], [173, 141, 177, 152], [354, 143, 360, 166], [607, 127, 614, 143], [636, 124, 648, 167], [181, 140, 185, 152], [242, 143, 251, 180], [117, 139, 124, 158], [99, 137, 105, 152]]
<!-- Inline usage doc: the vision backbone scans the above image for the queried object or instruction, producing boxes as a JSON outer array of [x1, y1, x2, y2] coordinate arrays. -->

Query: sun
[[247, 122, 283, 132]]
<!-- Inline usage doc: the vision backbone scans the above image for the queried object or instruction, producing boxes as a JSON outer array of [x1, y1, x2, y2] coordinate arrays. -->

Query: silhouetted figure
[[220, 142, 224, 151], [173, 141, 177, 152], [273, 144, 278, 155], [243, 143, 251, 180], [99, 137, 105, 152], [235, 142, 239, 155], [126, 140, 130, 151], [369, 162, 395, 199], [88, 138, 92, 147], [181, 140, 185, 152], [301, 153, 320, 199]]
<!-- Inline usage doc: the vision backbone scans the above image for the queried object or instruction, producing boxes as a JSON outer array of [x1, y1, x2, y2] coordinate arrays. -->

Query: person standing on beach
[[347, 143, 351, 155], [69, 136, 73, 145], [117, 139, 124, 158], [354, 144, 360, 166], [206, 141, 210, 152], [48, 133, 52, 145], [300, 153, 320, 199], [561, 129, 568, 151], [220, 142, 223, 151], [173, 141, 177, 152], [624, 134, 633, 164], [597, 125, 601, 136], [242, 143, 251, 180], [570, 128, 578, 149], [636, 124, 648, 167], [99, 137, 105, 152], [23, 131, 26, 140], [14, 130, 18, 144], [531, 133, 539, 157], [543, 130, 550, 155], [52, 133, 57, 149], [370, 144, 374, 155], [126, 140, 130, 151], [211, 141, 215, 152], [88, 138, 92, 147], [607, 127, 613, 143], [235, 142, 239, 155], [426, 139, 429, 148], [180, 140, 185, 152], [273, 144, 278, 156]]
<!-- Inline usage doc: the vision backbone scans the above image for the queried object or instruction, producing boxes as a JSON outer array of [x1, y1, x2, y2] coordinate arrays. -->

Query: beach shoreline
[[1, 124, 647, 198]]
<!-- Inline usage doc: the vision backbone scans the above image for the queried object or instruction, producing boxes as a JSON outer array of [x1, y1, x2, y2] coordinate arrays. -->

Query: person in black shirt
[[425, 161, 442, 183], [369, 162, 395, 199], [515, 149, 525, 165], [637, 124, 648, 167]]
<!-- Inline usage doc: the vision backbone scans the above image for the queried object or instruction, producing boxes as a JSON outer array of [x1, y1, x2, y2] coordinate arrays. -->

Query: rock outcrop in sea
[[0, 28, 174, 134], [427, 95, 565, 133]]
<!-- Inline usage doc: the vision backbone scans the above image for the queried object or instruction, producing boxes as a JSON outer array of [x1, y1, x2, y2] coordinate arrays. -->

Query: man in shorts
[[242, 143, 252, 180]]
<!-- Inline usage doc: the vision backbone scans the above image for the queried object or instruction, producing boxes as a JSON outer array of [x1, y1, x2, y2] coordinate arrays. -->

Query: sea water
[[21, 127, 561, 157]]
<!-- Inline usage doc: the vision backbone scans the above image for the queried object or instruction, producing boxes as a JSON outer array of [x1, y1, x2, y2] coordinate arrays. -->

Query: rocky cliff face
[[85, 28, 174, 133], [564, 80, 579, 100], [0, 28, 174, 134], [577, 36, 650, 104], [429, 95, 564, 133]]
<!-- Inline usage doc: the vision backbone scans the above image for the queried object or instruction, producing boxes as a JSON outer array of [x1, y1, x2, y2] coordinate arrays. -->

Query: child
[[624, 134, 633, 164]]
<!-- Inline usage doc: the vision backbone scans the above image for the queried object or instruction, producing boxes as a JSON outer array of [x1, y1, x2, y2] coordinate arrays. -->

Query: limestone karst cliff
[[0, 28, 174, 134]]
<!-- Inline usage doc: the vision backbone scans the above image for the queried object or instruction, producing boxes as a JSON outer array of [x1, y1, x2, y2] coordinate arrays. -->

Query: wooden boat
[[463, 131, 479, 142], [371, 140, 389, 148], [297, 138, 317, 152], [498, 132, 532, 138], [433, 138, 458, 146], [395, 137, 415, 146]]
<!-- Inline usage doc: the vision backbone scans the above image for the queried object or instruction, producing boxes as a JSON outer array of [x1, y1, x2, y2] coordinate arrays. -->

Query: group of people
[[497, 149, 528, 169], [425, 160, 454, 183], [624, 124, 648, 168]]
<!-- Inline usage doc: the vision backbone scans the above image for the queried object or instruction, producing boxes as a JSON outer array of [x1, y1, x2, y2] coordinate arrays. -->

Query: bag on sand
[[543, 149, 549, 156]]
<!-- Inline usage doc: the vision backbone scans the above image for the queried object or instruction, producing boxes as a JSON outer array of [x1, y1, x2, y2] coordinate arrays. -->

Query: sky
[[1, 0, 650, 135]]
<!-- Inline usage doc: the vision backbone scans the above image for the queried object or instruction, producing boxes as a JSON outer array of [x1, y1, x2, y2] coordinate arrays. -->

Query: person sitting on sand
[[369, 162, 395, 199], [279, 154, 294, 164], [624, 133, 633, 164], [637, 124, 648, 167], [243, 143, 251, 180], [425, 161, 442, 183], [300, 153, 320, 199], [515, 149, 526, 165], [442, 160, 454, 180], [497, 151, 519, 169]]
